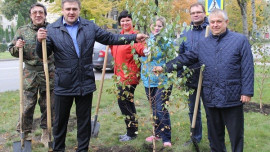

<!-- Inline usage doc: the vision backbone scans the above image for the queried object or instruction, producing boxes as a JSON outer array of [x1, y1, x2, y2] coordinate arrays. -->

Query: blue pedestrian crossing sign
[[205, 0, 224, 15]]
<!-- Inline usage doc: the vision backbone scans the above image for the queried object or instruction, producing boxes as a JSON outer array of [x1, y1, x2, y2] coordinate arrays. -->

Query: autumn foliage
[[172, 0, 197, 25]]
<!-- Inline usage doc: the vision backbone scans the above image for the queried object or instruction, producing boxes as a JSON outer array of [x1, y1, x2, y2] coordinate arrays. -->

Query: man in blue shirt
[[36, 0, 147, 151]]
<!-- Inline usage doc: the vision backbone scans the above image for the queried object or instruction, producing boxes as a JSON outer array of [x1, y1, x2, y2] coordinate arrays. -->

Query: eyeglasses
[[190, 11, 204, 15], [31, 10, 44, 15]]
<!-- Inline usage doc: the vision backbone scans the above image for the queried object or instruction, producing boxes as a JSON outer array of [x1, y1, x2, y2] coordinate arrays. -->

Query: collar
[[191, 17, 209, 30], [120, 28, 136, 34], [30, 22, 49, 31], [211, 28, 229, 40], [63, 17, 80, 26]]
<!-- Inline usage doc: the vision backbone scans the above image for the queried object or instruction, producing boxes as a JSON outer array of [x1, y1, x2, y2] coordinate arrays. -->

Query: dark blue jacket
[[178, 18, 209, 88], [37, 16, 137, 96], [167, 30, 254, 108]]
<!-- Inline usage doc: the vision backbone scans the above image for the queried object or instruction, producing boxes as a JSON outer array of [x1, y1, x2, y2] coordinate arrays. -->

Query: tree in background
[[11, 28, 15, 40], [172, 0, 197, 26], [225, 0, 266, 35], [251, 0, 257, 36], [117, 0, 196, 26], [0, 26, 4, 43], [5, 29, 10, 43], [1, 0, 37, 23], [16, 12, 26, 30], [236, 0, 248, 37]]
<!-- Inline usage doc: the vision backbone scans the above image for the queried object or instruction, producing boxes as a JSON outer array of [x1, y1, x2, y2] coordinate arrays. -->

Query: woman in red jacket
[[110, 10, 145, 142]]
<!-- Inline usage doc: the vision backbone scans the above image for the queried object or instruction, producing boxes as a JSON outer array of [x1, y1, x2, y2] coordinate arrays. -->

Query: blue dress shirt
[[63, 18, 80, 57]]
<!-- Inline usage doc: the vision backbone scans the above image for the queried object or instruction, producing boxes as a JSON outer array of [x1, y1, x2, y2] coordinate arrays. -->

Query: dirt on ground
[[91, 143, 173, 152], [243, 102, 270, 115]]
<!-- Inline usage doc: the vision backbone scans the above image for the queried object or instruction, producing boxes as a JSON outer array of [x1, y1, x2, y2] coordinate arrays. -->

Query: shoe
[[41, 129, 49, 148], [145, 136, 161, 143], [119, 133, 127, 139], [163, 142, 172, 147], [119, 134, 136, 142], [24, 132, 32, 141]]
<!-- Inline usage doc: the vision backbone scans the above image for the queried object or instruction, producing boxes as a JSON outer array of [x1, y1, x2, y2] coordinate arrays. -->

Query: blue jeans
[[188, 88, 202, 142], [145, 87, 172, 142]]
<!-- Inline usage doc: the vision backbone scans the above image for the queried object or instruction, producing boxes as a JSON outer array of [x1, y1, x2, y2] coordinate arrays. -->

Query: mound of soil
[[243, 102, 270, 115]]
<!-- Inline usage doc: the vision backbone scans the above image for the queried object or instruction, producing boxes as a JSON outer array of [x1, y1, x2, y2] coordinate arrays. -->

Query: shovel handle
[[205, 25, 210, 37], [191, 65, 204, 129], [42, 39, 53, 151], [19, 47, 24, 147], [95, 46, 109, 115]]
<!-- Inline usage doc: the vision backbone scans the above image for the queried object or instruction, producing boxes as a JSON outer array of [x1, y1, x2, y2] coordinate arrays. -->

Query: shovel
[[42, 39, 53, 151], [190, 26, 209, 152], [13, 40, 32, 152], [91, 46, 109, 138], [190, 65, 204, 152]]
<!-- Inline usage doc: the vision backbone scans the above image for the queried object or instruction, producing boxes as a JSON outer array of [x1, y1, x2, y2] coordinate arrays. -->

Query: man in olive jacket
[[153, 9, 254, 152], [9, 3, 54, 147], [36, 0, 147, 151]]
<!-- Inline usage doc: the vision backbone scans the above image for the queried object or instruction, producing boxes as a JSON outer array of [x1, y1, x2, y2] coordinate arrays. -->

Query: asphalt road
[[0, 59, 114, 92]]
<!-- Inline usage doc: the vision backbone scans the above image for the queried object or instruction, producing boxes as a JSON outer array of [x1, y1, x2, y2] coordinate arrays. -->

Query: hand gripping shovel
[[13, 40, 32, 152], [42, 39, 53, 151], [91, 46, 109, 138]]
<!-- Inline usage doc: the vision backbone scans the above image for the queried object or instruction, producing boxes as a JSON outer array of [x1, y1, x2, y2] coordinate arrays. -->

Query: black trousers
[[53, 93, 93, 152], [207, 105, 244, 152], [117, 84, 138, 137]]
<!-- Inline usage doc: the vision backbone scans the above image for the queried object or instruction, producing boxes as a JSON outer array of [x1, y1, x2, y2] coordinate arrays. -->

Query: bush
[[0, 43, 8, 52]]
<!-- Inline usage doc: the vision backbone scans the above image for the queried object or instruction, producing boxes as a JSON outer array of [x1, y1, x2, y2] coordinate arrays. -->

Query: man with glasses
[[9, 3, 54, 147], [178, 2, 210, 145]]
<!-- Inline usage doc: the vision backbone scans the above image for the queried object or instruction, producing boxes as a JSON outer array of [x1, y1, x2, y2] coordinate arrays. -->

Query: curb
[[0, 58, 18, 62]]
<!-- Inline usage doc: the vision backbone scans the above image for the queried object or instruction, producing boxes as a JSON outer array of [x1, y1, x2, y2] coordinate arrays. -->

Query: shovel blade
[[13, 140, 32, 152], [190, 128, 200, 152], [91, 120, 100, 138]]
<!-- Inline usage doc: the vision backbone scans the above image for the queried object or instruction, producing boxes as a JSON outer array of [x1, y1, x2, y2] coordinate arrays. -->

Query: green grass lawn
[[0, 51, 15, 60], [0, 77, 269, 152]]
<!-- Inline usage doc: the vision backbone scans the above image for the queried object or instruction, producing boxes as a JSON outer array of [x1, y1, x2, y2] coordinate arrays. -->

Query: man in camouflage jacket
[[8, 3, 54, 146]]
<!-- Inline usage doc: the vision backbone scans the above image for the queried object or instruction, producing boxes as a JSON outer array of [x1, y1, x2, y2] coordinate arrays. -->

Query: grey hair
[[61, 0, 81, 9], [151, 16, 166, 27], [209, 9, 228, 21]]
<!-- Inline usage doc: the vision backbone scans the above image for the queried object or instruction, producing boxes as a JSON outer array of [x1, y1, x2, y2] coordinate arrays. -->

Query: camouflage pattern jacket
[[9, 22, 54, 68]]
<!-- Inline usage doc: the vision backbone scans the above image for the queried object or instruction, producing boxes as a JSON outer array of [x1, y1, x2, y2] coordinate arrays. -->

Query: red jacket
[[110, 29, 145, 85]]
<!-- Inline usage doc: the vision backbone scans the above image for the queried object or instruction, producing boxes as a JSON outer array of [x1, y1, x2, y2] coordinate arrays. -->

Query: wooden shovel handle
[[205, 25, 210, 37], [191, 66, 204, 129], [42, 39, 53, 151], [95, 46, 109, 115], [19, 48, 24, 147]]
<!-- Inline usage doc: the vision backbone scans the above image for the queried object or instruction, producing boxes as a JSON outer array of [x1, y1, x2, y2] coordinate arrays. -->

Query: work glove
[[143, 47, 151, 56]]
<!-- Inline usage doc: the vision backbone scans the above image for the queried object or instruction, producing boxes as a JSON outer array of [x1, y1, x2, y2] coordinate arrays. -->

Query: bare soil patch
[[243, 102, 270, 115]]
